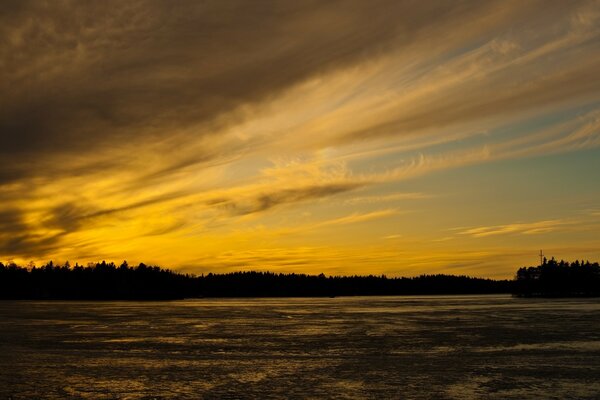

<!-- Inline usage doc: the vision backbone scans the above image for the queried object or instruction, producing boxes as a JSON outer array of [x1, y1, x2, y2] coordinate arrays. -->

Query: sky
[[1, 0, 599, 278]]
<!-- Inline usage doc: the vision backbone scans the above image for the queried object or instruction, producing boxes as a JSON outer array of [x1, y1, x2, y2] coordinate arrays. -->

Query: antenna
[[539, 249, 544, 266]]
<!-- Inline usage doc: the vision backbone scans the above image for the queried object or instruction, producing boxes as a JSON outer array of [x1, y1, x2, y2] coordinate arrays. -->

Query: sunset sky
[[1, 0, 599, 278]]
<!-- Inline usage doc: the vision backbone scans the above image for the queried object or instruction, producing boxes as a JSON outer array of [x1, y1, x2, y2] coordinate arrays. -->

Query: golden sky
[[1, 0, 600, 278]]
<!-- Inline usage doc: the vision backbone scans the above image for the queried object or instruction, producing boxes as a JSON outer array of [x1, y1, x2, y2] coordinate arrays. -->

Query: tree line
[[0, 261, 197, 300], [0, 260, 512, 299], [1, 257, 598, 299], [514, 258, 600, 297]]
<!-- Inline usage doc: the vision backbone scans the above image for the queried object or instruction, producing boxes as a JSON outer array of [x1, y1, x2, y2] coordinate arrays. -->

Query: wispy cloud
[[207, 182, 364, 216], [344, 192, 429, 205], [312, 209, 399, 229], [458, 219, 572, 238]]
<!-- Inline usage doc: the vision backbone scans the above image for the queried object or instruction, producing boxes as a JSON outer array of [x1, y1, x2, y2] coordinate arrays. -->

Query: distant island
[[0, 258, 598, 299]]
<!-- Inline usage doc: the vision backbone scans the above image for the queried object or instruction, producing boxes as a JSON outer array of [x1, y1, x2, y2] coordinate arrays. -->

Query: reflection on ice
[[0, 295, 599, 399]]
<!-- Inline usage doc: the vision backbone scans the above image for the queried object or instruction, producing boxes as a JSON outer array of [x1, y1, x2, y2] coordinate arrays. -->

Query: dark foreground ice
[[0, 295, 599, 399]]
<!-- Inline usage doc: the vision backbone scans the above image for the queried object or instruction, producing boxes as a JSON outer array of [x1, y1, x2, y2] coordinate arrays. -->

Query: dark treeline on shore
[[0, 261, 197, 300], [1, 258, 598, 299], [515, 258, 600, 297], [0, 260, 512, 299], [198, 271, 512, 297]]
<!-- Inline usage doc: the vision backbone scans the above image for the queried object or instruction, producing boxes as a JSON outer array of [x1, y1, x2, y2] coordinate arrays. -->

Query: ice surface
[[1, 295, 599, 399]]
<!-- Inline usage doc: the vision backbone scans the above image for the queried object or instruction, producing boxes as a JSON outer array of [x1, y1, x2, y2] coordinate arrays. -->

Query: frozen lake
[[1, 295, 599, 399]]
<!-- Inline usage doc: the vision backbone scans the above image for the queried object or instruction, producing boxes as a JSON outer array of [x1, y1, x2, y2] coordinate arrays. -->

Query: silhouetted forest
[[2, 258, 598, 299], [0, 261, 512, 299], [0, 261, 197, 300], [515, 258, 600, 297]]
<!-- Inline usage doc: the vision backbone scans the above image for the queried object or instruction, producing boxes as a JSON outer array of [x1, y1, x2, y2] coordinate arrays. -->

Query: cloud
[[458, 219, 571, 238], [383, 234, 403, 240], [0, 208, 64, 257], [5, 0, 593, 186], [1, 0, 458, 183], [312, 209, 398, 228], [344, 192, 429, 205], [209, 182, 364, 216], [46, 190, 190, 231]]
